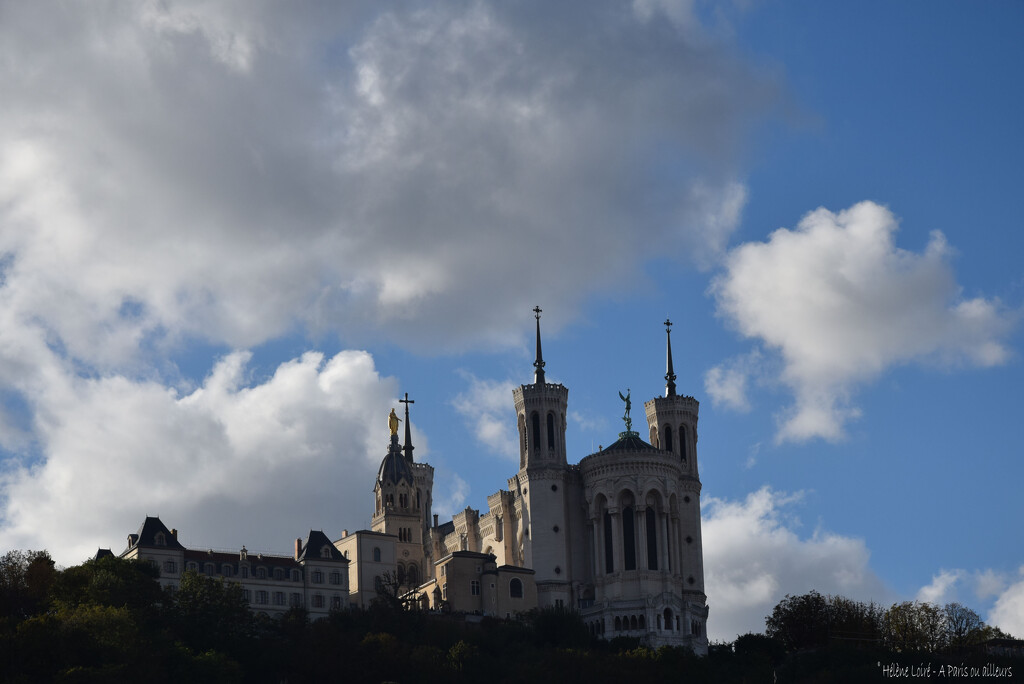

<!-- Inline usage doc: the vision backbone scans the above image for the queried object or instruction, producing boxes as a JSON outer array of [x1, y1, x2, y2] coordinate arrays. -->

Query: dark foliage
[[2, 551, 1021, 683]]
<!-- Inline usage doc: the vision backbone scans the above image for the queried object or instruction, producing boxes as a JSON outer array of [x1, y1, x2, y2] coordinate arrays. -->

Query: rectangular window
[[312, 594, 324, 608], [330, 571, 341, 585], [241, 566, 249, 578], [603, 511, 614, 573], [163, 560, 177, 574], [312, 570, 324, 584], [256, 590, 268, 605], [555, 599, 564, 608], [331, 595, 342, 610], [273, 592, 285, 606], [442, 582, 447, 600], [290, 593, 302, 607], [243, 589, 251, 602], [471, 580, 480, 596]]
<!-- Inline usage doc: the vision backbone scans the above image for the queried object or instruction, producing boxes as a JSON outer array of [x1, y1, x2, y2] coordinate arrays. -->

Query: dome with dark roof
[[601, 430, 661, 454], [377, 439, 414, 486]]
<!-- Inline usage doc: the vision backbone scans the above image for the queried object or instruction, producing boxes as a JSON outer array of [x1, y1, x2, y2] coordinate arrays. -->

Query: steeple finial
[[533, 306, 546, 384], [399, 393, 415, 463], [664, 318, 677, 397]]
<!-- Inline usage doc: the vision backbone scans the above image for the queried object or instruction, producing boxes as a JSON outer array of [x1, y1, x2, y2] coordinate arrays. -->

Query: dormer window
[[154, 532, 166, 546], [320, 545, 332, 559]]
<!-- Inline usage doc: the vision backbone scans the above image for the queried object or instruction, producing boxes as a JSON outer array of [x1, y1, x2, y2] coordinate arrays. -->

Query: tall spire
[[400, 393, 415, 463], [533, 306, 546, 384], [664, 318, 677, 397]]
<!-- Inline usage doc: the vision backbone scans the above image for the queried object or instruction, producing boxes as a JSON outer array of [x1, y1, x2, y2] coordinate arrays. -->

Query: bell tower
[[511, 307, 572, 608], [372, 395, 432, 589], [644, 318, 707, 646]]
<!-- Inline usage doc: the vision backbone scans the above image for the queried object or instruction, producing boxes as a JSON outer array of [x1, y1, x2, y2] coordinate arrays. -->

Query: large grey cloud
[[0, 0, 772, 368]]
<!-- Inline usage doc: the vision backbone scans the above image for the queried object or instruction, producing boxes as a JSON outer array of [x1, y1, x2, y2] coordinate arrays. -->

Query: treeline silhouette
[[0, 550, 1018, 683]]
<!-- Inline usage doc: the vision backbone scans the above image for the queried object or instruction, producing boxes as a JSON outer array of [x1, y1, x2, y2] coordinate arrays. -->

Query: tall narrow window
[[546, 413, 555, 449], [509, 578, 524, 598], [373, 547, 381, 562], [603, 510, 614, 573], [646, 508, 658, 570], [680, 425, 687, 460], [623, 506, 636, 571], [664, 425, 673, 453], [531, 412, 541, 450]]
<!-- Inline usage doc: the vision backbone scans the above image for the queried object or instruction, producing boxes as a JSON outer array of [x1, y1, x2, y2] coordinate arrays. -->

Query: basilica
[[109, 311, 709, 653]]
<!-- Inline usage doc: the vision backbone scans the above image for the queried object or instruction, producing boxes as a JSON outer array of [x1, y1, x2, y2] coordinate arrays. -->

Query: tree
[[766, 591, 831, 651], [169, 569, 253, 655], [882, 601, 946, 653], [0, 550, 57, 623], [944, 602, 984, 649]]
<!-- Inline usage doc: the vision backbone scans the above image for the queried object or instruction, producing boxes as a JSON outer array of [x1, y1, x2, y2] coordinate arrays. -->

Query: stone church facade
[[373, 311, 709, 652], [107, 311, 708, 653]]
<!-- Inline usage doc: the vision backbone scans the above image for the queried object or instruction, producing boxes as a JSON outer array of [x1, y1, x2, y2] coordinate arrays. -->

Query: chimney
[[294, 538, 302, 560], [433, 514, 439, 528], [341, 530, 348, 539], [171, 528, 178, 539]]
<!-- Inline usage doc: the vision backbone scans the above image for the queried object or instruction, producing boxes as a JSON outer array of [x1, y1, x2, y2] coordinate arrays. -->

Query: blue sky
[[0, 1, 1021, 641]]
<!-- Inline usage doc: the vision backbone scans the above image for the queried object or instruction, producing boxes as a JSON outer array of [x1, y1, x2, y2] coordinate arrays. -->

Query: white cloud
[[989, 568, 1024, 638], [710, 201, 1013, 443], [452, 372, 519, 461], [0, 349, 397, 566], [704, 348, 765, 412], [703, 486, 891, 641], [916, 569, 965, 605]]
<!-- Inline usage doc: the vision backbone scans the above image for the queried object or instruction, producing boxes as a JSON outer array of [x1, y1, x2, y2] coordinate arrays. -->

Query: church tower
[[511, 307, 573, 608], [644, 319, 708, 644], [372, 396, 432, 589]]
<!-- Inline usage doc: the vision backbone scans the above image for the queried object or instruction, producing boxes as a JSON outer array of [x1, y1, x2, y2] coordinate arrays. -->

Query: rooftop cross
[[399, 392, 415, 463], [664, 318, 677, 397], [533, 306, 546, 384]]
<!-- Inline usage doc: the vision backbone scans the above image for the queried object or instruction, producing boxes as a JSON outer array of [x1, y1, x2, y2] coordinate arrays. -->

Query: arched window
[[397, 563, 406, 585], [509, 577, 524, 598], [646, 508, 658, 570], [664, 608, 674, 631], [274, 568, 284, 580], [603, 510, 614, 573], [639, 615, 646, 629], [546, 412, 555, 449], [680, 425, 687, 460], [222, 564, 233, 577], [407, 564, 418, 587], [154, 532, 166, 546], [204, 563, 215, 575], [321, 545, 332, 559], [614, 616, 622, 631], [373, 547, 381, 562], [518, 415, 527, 468], [664, 425, 673, 453], [630, 615, 638, 630], [530, 412, 541, 450], [622, 506, 636, 571]]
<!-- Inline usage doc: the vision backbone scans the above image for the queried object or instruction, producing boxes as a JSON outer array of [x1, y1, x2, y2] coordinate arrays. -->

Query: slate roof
[[297, 530, 348, 562], [377, 445, 414, 486], [600, 431, 661, 454], [125, 516, 186, 552]]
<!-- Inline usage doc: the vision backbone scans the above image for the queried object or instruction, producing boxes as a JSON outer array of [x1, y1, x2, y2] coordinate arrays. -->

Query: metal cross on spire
[[664, 318, 677, 397], [399, 392, 415, 463], [533, 306, 546, 384]]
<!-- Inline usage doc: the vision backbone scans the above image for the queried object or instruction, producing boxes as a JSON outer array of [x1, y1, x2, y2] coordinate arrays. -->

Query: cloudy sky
[[1, 1, 1021, 641]]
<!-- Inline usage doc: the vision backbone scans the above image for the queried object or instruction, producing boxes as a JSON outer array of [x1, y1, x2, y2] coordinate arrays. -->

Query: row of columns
[[590, 504, 685, 576]]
